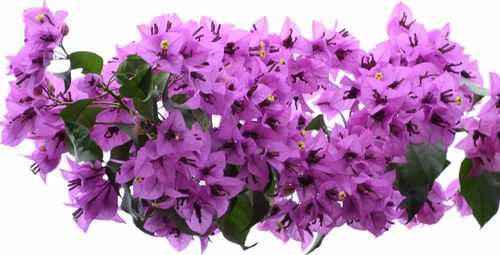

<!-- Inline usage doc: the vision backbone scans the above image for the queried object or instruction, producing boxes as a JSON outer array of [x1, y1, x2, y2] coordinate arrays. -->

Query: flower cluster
[[456, 72, 500, 176], [2, 2, 499, 253]]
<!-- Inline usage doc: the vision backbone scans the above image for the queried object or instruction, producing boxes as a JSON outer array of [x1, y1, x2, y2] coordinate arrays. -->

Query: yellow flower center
[[35, 13, 45, 23], [259, 41, 266, 59], [338, 191, 347, 201], [39, 144, 47, 152], [48, 82, 55, 97], [297, 141, 305, 150], [152, 201, 161, 208], [375, 72, 383, 80], [134, 176, 143, 183], [267, 95, 275, 103], [454, 95, 462, 105], [279, 59, 287, 65], [160, 40, 170, 50], [260, 41, 266, 50], [174, 133, 180, 141], [301, 130, 307, 138], [276, 221, 284, 230]]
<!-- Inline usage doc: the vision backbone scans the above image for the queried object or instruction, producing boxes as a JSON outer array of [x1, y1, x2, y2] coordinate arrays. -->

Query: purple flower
[[26, 130, 66, 181], [445, 179, 472, 217], [76, 73, 102, 96], [138, 32, 185, 74], [144, 212, 194, 251], [478, 72, 500, 121], [62, 159, 123, 232]]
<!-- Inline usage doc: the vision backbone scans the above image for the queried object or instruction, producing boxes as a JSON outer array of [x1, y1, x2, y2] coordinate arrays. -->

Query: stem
[[59, 43, 69, 58], [99, 84, 135, 116], [95, 121, 119, 125]]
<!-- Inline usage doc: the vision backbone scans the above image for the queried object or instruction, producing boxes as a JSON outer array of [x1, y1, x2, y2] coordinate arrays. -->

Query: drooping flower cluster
[[456, 72, 500, 176], [2, 2, 499, 253]]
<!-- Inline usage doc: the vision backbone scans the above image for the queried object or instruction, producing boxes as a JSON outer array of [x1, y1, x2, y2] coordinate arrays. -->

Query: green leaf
[[60, 99, 94, 123], [305, 114, 330, 138], [171, 94, 189, 104], [54, 69, 72, 93], [265, 163, 278, 196], [68, 51, 104, 74], [393, 142, 448, 222], [119, 68, 150, 98], [117, 123, 148, 149], [462, 77, 490, 104], [105, 166, 120, 195], [156, 207, 198, 236], [60, 99, 104, 128], [106, 161, 121, 172], [116, 55, 151, 98], [133, 93, 157, 122], [142, 71, 169, 102], [462, 78, 490, 96], [244, 191, 270, 231], [116, 55, 150, 79], [120, 185, 155, 236], [459, 158, 500, 227], [77, 107, 105, 128], [64, 121, 103, 163], [216, 193, 257, 250], [192, 109, 211, 132], [224, 164, 240, 177], [64, 133, 75, 157], [153, 72, 170, 96], [182, 109, 195, 129], [306, 234, 326, 255], [110, 140, 133, 161]]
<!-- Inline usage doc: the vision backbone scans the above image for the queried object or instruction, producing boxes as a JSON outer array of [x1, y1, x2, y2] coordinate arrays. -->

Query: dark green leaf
[[133, 91, 157, 122], [306, 234, 326, 255], [224, 164, 239, 177], [180, 108, 195, 129], [265, 163, 278, 196], [192, 109, 211, 131], [171, 94, 189, 104], [141, 71, 169, 102], [121, 185, 155, 236], [60, 99, 93, 123], [244, 191, 270, 231], [60, 99, 104, 128], [116, 55, 151, 98], [119, 68, 149, 98], [64, 121, 103, 163], [54, 69, 72, 93], [120, 185, 136, 215], [117, 123, 148, 149], [77, 107, 105, 128], [216, 193, 257, 250], [116, 55, 150, 79], [139, 68, 153, 96], [64, 133, 75, 157], [110, 140, 133, 161], [156, 207, 198, 236], [105, 166, 120, 195], [305, 114, 330, 138], [459, 158, 500, 227], [68, 51, 104, 74], [153, 72, 170, 97], [393, 142, 448, 222], [106, 161, 121, 172]]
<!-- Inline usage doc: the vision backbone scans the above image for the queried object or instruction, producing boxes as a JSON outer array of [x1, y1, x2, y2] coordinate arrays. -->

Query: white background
[[0, 0, 499, 254]]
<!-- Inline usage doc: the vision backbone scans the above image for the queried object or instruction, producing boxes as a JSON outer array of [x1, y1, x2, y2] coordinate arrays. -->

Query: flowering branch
[[1, 2, 499, 254]]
